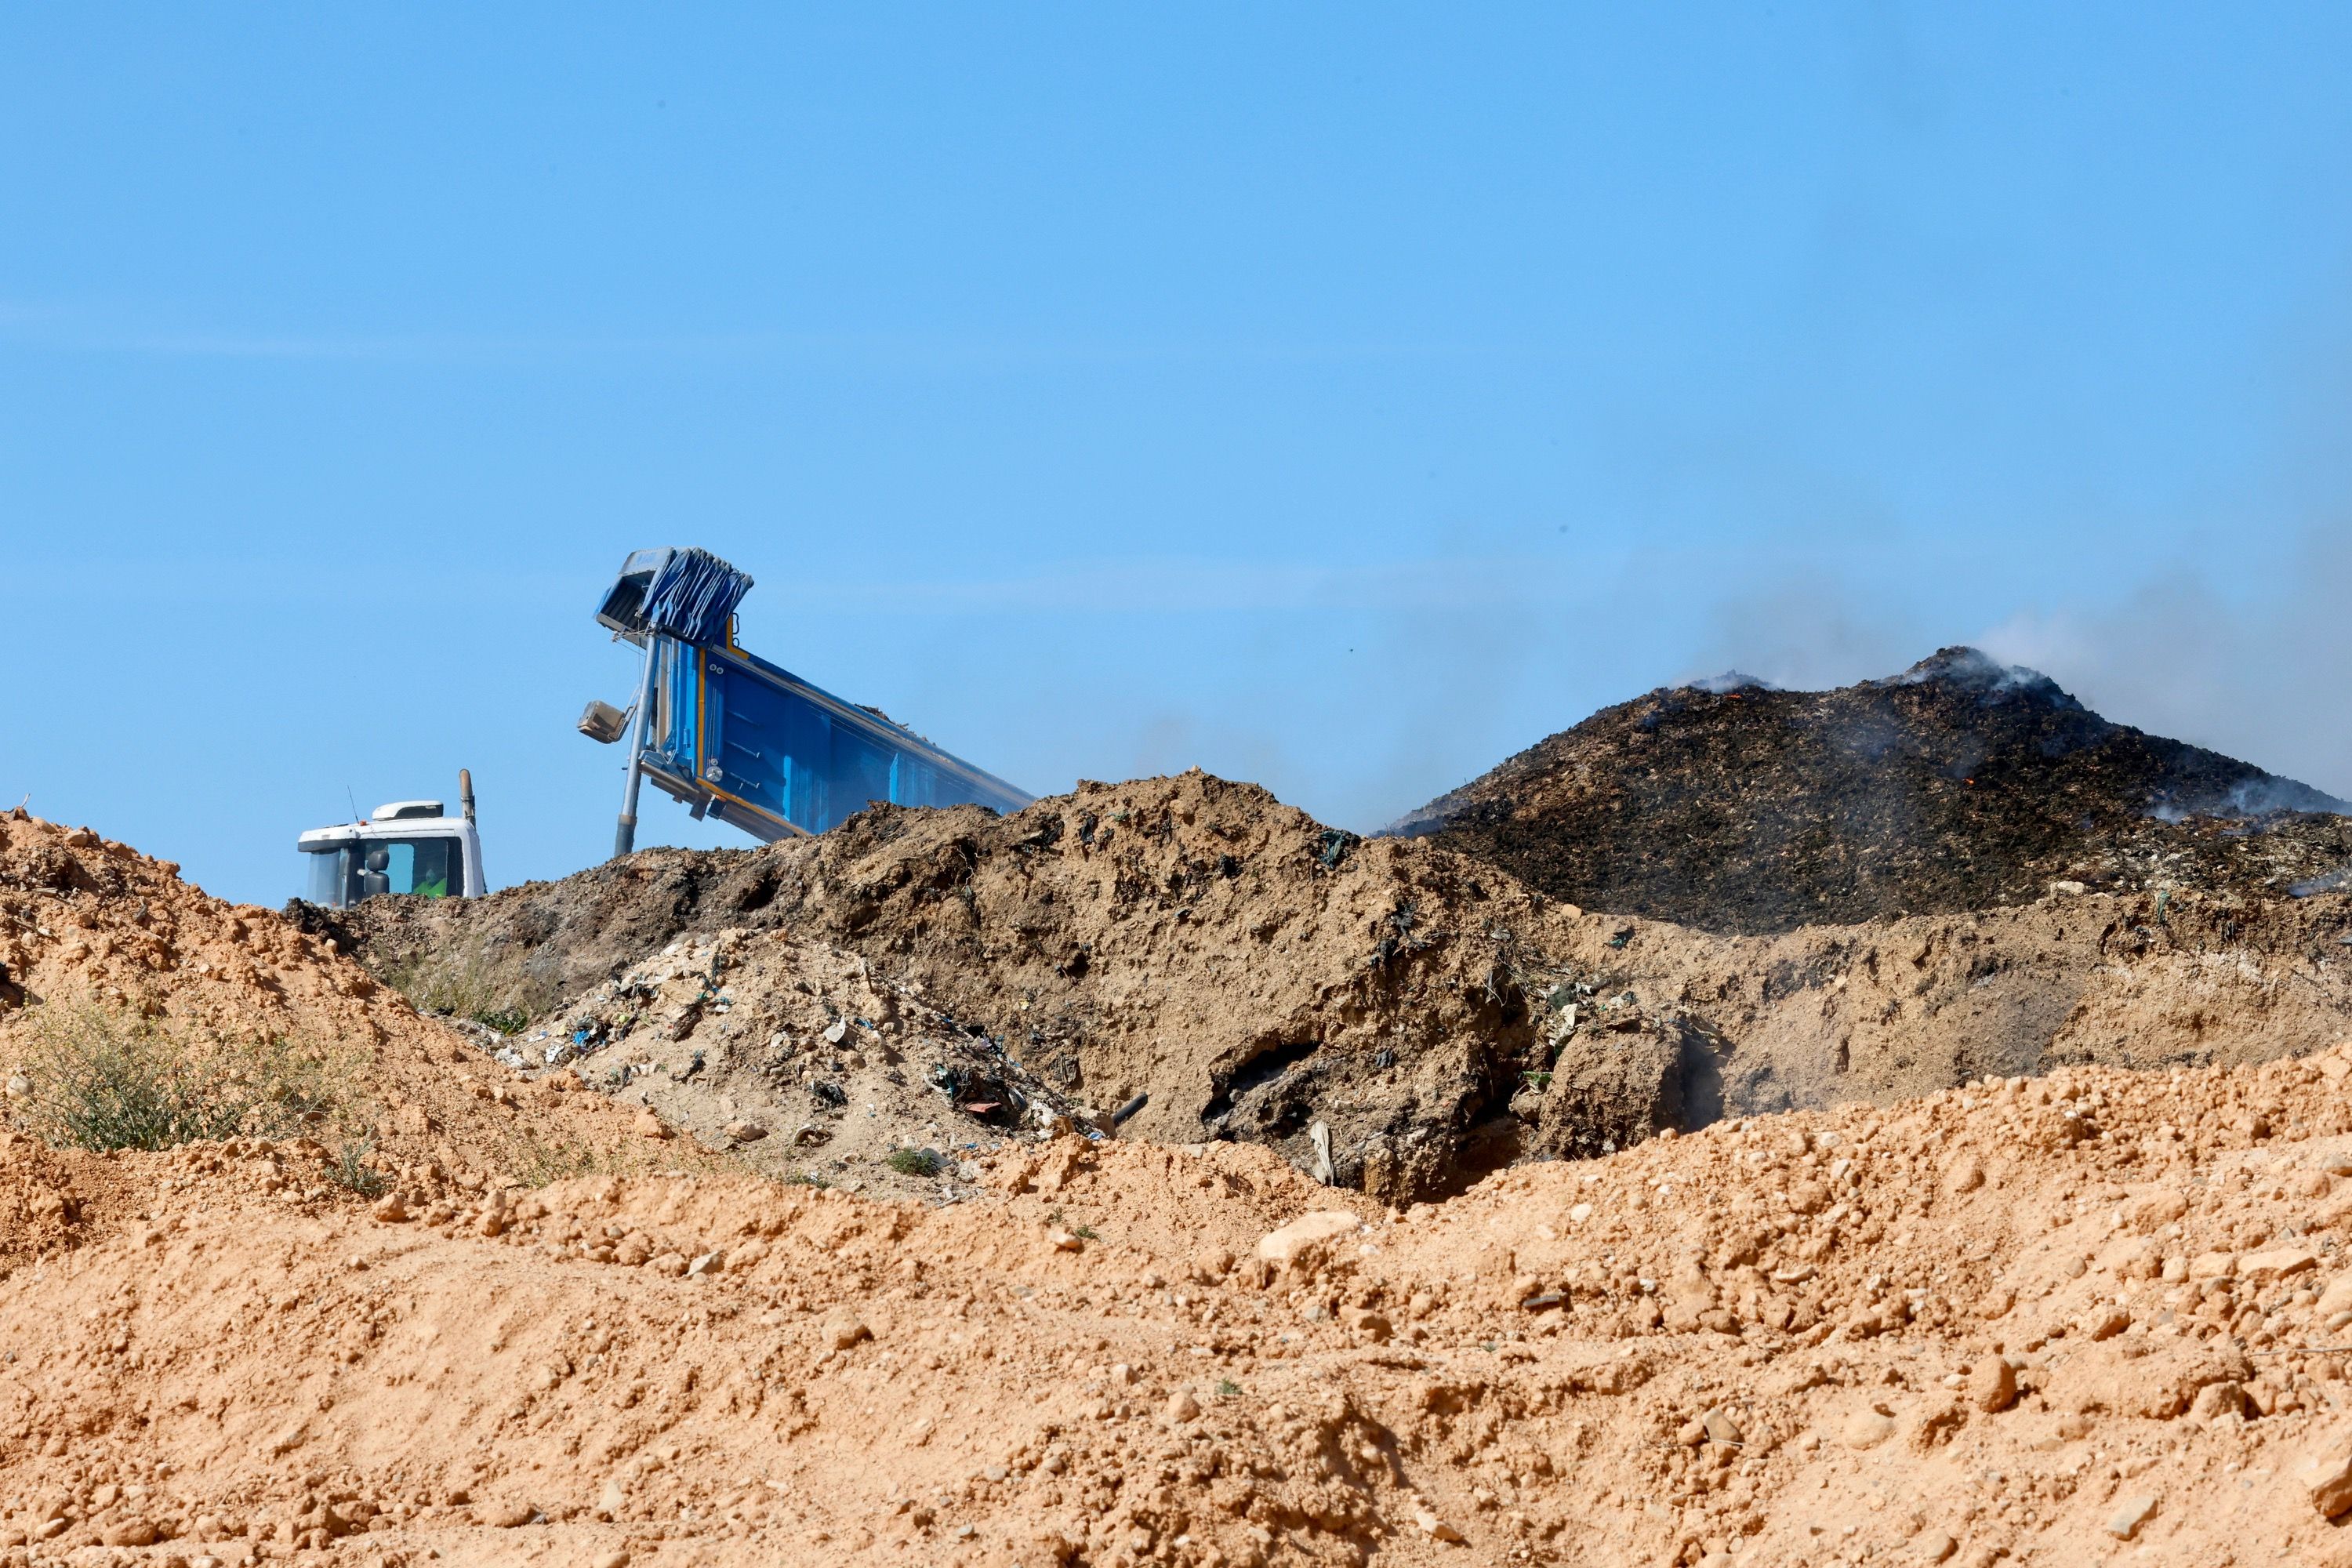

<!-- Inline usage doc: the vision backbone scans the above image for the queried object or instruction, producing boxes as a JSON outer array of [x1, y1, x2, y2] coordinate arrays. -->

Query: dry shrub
[[381, 950, 553, 1036], [8, 1003, 366, 1155], [496, 1127, 646, 1189]]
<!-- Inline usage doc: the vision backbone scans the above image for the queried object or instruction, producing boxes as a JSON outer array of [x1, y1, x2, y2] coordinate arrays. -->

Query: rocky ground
[[1392, 648, 2352, 935]]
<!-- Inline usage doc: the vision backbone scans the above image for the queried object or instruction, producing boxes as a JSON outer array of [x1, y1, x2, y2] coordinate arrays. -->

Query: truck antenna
[[347, 785, 361, 825]]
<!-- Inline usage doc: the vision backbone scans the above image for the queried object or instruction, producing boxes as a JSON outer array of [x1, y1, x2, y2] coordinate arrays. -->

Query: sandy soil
[[10, 1040, 2352, 1564], [11, 807, 2352, 1566]]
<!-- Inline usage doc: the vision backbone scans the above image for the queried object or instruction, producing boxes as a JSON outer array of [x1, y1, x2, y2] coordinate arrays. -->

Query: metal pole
[[613, 637, 659, 858]]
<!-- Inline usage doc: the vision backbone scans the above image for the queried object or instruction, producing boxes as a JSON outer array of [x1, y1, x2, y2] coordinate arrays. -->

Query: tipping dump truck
[[581, 546, 1032, 855], [296, 548, 1028, 909]]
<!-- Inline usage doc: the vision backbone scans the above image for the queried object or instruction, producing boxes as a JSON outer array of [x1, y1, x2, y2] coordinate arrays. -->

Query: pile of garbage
[[495, 925, 1105, 1196], [1394, 645, 2352, 934], [311, 772, 1592, 1201]]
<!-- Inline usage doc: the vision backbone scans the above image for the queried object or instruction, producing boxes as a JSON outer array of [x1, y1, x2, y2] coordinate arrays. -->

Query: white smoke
[[1979, 526, 2352, 808]]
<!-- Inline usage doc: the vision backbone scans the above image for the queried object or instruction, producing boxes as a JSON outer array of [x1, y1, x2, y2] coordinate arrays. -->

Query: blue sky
[[6, 5, 2351, 906]]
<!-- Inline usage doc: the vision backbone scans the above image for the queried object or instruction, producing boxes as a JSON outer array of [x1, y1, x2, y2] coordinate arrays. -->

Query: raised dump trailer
[[583, 547, 1031, 855]]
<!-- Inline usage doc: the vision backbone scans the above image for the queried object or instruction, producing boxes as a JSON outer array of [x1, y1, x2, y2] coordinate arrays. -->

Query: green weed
[[886, 1147, 944, 1178], [381, 950, 556, 1030], [331, 1137, 389, 1198]]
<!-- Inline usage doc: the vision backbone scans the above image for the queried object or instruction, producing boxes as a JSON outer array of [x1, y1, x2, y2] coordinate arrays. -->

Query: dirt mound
[[309, 773, 1604, 1200], [314, 775, 2352, 1200], [0, 807, 1124, 1207], [13, 1033, 2352, 1563], [1393, 646, 2352, 935], [1523, 886, 2352, 1134], [0, 808, 688, 1189], [9, 813, 2352, 1563]]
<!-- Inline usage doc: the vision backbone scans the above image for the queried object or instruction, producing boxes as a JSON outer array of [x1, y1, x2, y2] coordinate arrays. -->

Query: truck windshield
[[299, 836, 466, 907], [304, 846, 354, 906]]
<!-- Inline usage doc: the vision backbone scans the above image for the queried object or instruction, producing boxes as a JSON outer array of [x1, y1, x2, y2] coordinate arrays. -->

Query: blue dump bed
[[593, 547, 1031, 846], [633, 633, 1031, 840]]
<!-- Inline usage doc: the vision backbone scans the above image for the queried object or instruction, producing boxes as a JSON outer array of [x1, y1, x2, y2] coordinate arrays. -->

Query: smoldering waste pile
[[1392, 647, 2352, 935], [318, 770, 2352, 1202]]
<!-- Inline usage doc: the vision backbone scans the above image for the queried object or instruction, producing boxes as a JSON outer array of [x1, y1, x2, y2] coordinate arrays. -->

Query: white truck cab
[[296, 771, 487, 909]]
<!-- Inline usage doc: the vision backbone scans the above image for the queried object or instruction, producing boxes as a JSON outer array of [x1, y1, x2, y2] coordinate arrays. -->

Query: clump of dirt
[[314, 773, 2352, 1199], [13, 1025, 2352, 1564], [1393, 647, 2352, 935]]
